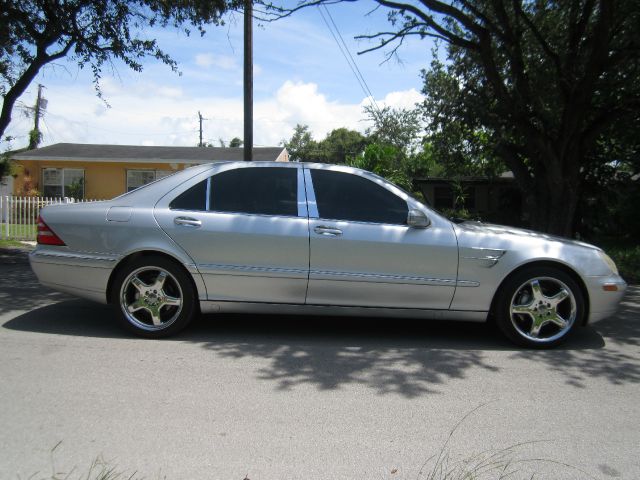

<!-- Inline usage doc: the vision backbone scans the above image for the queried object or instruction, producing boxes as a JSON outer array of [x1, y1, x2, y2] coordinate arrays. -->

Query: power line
[[317, 5, 382, 116], [322, 5, 380, 113]]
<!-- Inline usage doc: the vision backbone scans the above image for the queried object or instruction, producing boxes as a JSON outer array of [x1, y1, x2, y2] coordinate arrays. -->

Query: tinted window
[[210, 167, 298, 216], [170, 180, 207, 210], [311, 170, 408, 224]]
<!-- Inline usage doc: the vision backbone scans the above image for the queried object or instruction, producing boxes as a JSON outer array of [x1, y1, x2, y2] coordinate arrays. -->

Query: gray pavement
[[0, 248, 638, 479]]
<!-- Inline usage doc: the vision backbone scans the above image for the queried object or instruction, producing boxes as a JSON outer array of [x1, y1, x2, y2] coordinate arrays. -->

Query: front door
[[304, 167, 458, 310]]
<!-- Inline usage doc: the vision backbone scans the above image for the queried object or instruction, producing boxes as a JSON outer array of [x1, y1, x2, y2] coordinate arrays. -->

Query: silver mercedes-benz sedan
[[30, 161, 626, 347]]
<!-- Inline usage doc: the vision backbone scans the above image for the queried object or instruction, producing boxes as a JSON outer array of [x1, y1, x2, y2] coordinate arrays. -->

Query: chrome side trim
[[30, 250, 118, 263], [199, 300, 488, 322], [310, 269, 457, 286], [195, 263, 478, 288], [197, 263, 308, 278], [461, 247, 507, 268]]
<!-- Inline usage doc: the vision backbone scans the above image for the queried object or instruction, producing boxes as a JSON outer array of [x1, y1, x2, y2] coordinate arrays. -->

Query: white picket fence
[[0, 196, 102, 241]]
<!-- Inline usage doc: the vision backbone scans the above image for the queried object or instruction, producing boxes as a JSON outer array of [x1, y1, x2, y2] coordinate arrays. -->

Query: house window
[[42, 168, 85, 198], [126, 170, 172, 192]]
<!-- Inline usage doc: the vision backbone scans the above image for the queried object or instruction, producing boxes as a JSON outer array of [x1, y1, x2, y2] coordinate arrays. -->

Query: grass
[[27, 409, 596, 480], [412, 404, 598, 480], [0, 222, 37, 240], [23, 442, 147, 480], [0, 238, 29, 249]]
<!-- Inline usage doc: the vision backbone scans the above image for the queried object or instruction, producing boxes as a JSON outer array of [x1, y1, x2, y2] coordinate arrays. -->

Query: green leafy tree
[[349, 143, 412, 191], [382, 0, 640, 235], [0, 0, 239, 141], [364, 105, 423, 155], [421, 53, 504, 178], [229, 137, 243, 148], [284, 124, 317, 161], [317, 127, 368, 164], [284, 125, 368, 163], [263, 0, 640, 236]]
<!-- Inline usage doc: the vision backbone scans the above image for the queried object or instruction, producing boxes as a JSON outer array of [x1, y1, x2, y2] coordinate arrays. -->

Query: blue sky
[[4, 1, 436, 149]]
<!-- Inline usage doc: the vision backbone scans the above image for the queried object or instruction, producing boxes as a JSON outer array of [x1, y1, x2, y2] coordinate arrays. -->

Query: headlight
[[598, 251, 619, 275]]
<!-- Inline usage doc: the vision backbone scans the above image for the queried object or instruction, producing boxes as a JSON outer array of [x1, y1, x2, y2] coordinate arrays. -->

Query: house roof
[[12, 143, 287, 164]]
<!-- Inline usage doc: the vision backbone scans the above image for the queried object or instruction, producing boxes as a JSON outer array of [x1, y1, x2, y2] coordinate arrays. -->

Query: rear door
[[154, 164, 310, 304], [304, 166, 458, 309]]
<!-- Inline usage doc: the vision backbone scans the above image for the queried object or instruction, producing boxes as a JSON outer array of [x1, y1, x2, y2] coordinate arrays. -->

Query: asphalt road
[[0, 248, 638, 480]]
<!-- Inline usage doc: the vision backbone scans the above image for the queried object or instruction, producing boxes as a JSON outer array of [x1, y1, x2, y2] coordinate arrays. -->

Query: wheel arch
[[489, 260, 590, 326], [107, 249, 201, 306]]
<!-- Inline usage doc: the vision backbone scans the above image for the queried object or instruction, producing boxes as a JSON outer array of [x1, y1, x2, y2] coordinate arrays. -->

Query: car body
[[30, 161, 627, 347]]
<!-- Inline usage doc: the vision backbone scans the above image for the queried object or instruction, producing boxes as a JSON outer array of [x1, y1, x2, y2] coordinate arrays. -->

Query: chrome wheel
[[509, 276, 577, 344], [119, 266, 183, 331]]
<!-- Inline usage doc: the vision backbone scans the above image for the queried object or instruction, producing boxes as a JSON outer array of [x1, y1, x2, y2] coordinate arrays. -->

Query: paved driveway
[[0, 248, 638, 479]]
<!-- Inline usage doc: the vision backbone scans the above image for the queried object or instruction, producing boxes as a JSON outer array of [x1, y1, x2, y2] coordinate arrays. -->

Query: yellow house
[[11, 143, 289, 199]]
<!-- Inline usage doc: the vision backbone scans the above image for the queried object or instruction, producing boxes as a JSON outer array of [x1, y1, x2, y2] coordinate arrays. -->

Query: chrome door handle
[[174, 216, 202, 227], [314, 226, 342, 236]]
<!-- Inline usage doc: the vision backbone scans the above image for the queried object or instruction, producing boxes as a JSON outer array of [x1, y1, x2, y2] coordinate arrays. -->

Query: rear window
[[210, 167, 298, 216], [169, 180, 207, 211], [169, 167, 299, 216]]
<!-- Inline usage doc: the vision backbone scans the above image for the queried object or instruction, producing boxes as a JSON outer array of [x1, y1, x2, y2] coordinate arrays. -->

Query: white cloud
[[4, 79, 424, 150], [194, 53, 213, 67], [380, 88, 425, 109], [194, 53, 238, 70]]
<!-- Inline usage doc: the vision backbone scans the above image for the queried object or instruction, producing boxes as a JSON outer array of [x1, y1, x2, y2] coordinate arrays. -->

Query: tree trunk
[[524, 146, 581, 237]]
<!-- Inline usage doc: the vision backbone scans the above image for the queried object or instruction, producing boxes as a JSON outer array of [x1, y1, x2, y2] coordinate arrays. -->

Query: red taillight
[[37, 215, 66, 246]]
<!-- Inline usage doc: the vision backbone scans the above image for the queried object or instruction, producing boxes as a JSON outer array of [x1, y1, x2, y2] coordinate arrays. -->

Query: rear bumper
[[584, 274, 627, 324], [29, 248, 115, 304]]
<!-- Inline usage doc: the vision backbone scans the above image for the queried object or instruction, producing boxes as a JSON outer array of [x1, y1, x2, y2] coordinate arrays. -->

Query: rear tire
[[111, 255, 197, 338], [494, 266, 585, 348]]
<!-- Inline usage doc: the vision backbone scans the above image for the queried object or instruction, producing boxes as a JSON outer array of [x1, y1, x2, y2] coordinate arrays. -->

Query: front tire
[[111, 255, 197, 338], [494, 266, 585, 348]]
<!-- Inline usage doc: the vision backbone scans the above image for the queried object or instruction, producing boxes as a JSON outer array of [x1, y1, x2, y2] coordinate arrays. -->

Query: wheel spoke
[[548, 288, 570, 307], [530, 280, 544, 302], [127, 298, 147, 313], [550, 314, 568, 329], [130, 276, 148, 293], [161, 295, 181, 309], [529, 317, 544, 338], [147, 306, 162, 326], [512, 304, 534, 316], [153, 271, 168, 291]]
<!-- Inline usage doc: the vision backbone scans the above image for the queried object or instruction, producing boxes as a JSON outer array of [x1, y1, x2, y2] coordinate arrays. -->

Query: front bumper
[[584, 274, 627, 324]]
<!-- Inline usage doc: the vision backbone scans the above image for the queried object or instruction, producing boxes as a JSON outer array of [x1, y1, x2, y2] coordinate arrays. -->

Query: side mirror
[[407, 209, 430, 228]]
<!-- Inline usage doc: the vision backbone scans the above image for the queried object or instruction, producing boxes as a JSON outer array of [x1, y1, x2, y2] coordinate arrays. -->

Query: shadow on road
[[509, 286, 640, 388], [3, 249, 637, 397], [3, 295, 620, 397], [0, 260, 71, 317]]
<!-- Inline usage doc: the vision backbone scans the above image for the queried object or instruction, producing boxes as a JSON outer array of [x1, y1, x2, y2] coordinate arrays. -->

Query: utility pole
[[198, 111, 206, 147], [28, 84, 45, 150], [243, 0, 253, 161]]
